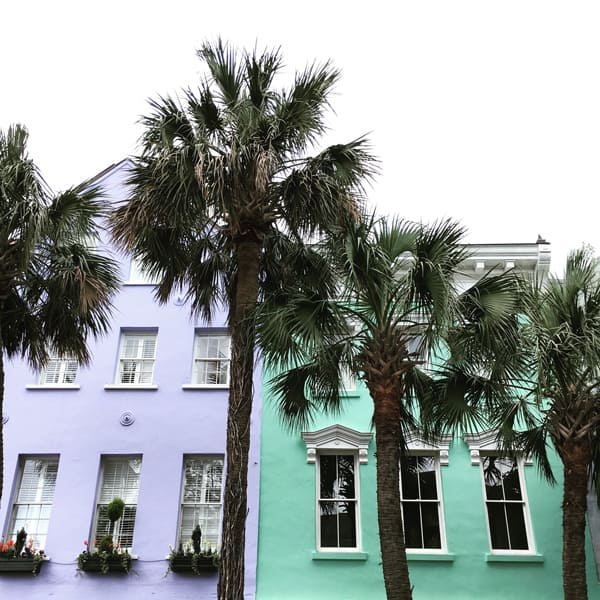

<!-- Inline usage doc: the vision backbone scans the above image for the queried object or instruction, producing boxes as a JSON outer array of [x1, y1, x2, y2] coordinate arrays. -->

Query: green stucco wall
[[256, 380, 598, 599]]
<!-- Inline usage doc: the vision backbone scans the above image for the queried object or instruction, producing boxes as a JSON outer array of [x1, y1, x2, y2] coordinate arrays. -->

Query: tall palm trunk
[[561, 440, 591, 600], [370, 382, 413, 600], [218, 234, 261, 600]]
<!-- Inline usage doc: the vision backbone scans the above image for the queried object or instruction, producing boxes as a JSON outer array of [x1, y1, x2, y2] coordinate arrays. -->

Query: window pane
[[337, 455, 355, 500], [482, 456, 504, 500], [319, 501, 339, 547], [338, 501, 357, 547], [401, 457, 419, 500], [506, 504, 529, 550], [421, 503, 441, 549], [487, 503, 510, 549], [319, 455, 337, 499], [501, 461, 523, 501], [418, 457, 438, 500], [402, 502, 422, 548]]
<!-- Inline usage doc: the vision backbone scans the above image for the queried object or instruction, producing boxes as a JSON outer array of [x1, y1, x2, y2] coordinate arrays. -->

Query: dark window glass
[[402, 503, 422, 548], [421, 503, 442, 549], [487, 503, 509, 549], [506, 504, 528, 549]]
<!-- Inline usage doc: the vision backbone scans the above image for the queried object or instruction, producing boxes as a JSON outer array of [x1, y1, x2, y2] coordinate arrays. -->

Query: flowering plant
[[77, 535, 131, 574], [0, 529, 45, 575]]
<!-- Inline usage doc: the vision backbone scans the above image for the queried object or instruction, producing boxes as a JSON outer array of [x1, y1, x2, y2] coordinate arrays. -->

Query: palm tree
[[495, 247, 600, 600], [0, 124, 120, 505], [258, 216, 522, 600], [109, 39, 376, 600]]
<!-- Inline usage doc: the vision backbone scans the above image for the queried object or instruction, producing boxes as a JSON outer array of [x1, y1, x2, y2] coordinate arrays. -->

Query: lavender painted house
[[0, 159, 261, 598]]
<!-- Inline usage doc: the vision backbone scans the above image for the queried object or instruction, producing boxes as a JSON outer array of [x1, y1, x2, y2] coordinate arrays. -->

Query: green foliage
[[106, 497, 125, 523]]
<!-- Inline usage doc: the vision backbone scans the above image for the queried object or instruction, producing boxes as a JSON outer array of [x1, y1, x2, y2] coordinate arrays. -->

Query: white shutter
[[94, 457, 142, 551], [9, 457, 59, 549], [40, 356, 78, 384], [117, 332, 157, 384]]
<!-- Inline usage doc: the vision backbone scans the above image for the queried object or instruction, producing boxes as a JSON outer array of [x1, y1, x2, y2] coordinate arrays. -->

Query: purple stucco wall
[[0, 161, 261, 598]]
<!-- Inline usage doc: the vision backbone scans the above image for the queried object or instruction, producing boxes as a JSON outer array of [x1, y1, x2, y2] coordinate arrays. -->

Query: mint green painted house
[[256, 241, 599, 600]]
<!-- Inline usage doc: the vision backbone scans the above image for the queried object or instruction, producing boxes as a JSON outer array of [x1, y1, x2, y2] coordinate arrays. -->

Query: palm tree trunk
[[561, 442, 591, 600], [218, 234, 261, 600], [371, 385, 413, 600]]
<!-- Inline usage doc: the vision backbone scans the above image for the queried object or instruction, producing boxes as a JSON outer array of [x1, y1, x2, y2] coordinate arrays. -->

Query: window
[[481, 454, 531, 551], [302, 425, 372, 554], [463, 431, 535, 554], [178, 456, 224, 551], [7, 457, 59, 549], [400, 455, 444, 550], [318, 454, 358, 549], [192, 334, 230, 386], [116, 331, 157, 385], [39, 354, 78, 385], [92, 457, 142, 551], [128, 257, 160, 284]]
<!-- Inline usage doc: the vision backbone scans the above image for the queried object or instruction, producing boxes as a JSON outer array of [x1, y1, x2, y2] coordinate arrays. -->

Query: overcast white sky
[[2, 1, 599, 274]]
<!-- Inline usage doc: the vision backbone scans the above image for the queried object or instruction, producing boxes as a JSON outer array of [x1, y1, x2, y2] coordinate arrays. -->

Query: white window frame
[[401, 431, 451, 555], [7, 456, 59, 550], [91, 456, 142, 553], [127, 256, 160, 285], [464, 431, 536, 555], [114, 330, 158, 387], [38, 354, 79, 386], [187, 332, 231, 388], [302, 425, 373, 554], [177, 455, 224, 552]]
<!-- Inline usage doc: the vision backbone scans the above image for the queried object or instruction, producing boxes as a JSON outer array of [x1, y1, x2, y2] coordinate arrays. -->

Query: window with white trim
[[192, 334, 230, 386], [7, 457, 58, 550], [400, 455, 444, 550], [318, 453, 358, 549], [116, 331, 157, 384], [481, 454, 532, 551], [178, 456, 224, 551], [128, 257, 160, 284], [463, 431, 535, 554], [39, 354, 78, 385], [92, 456, 142, 551], [302, 425, 372, 553]]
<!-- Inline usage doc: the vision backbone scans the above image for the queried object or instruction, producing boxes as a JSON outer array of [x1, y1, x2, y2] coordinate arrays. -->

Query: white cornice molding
[[301, 425, 373, 464], [463, 430, 533, 466], [404, 430, 453, 466]]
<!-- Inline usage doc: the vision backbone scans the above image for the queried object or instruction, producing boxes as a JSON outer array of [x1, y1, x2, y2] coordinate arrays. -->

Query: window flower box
[[0, 557, 44, 575], [169, 553, 219, 574], [78, 553, 132, 574]]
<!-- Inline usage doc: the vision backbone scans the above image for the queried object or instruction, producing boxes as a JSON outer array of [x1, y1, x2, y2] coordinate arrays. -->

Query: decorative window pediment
[[463, 430, 532, 466], [301, 425, 373, 464], [404, 430, 452, 466]]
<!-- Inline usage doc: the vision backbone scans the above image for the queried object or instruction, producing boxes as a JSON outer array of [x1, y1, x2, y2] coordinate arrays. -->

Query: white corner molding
[[301, 425, 373, 464], [463, 430, 532, 466], [404, 430, 453, 466]]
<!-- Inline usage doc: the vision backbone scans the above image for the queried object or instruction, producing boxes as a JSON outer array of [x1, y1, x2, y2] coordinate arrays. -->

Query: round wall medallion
[[120, 411, 135, 427], [2, 415, 8, 425]]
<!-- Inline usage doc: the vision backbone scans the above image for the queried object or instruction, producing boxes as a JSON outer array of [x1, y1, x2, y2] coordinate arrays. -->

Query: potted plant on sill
[[0, 528, 45, 575], [168, 526, 219, 574], [77, 497, 132, 574]]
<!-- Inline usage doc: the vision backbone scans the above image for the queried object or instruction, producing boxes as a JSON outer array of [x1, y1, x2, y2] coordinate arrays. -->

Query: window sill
[[103, 384, 158, 390], [26, 384, 80, 390], [123, 281, 158, 286], [339, 391, 360, 398], [407, 552, 455, 562], [312, 551, 368, 561], [181, 384, 229, 390], [485, 553, 544, 563]]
